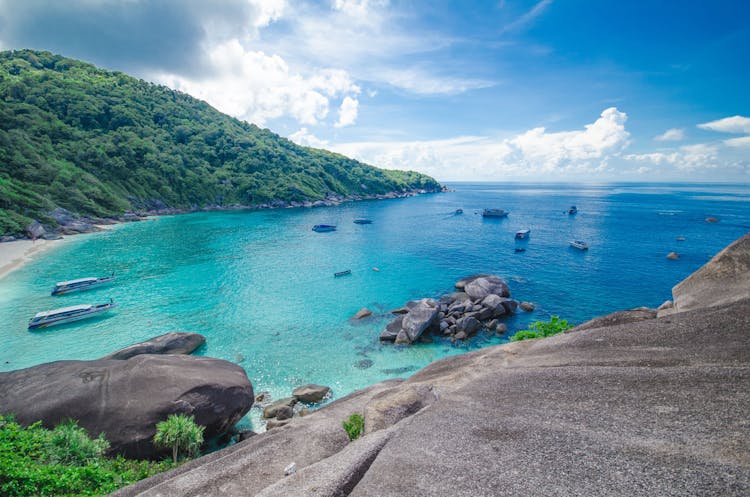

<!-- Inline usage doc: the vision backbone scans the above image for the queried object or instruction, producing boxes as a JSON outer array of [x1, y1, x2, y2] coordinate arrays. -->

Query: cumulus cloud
[[154, 39, 360, 126], [655, 128, 684, 141], [335, 96, 359, 128], [288, 127, 330, 148], [625, 144, 720, 171], [697, 115, 750, 134], [724, 136, 750, 148], [333, 108, 631, 180]]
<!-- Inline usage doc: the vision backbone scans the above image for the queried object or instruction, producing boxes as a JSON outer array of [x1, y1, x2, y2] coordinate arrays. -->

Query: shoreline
[[0, 237, 76, 282]]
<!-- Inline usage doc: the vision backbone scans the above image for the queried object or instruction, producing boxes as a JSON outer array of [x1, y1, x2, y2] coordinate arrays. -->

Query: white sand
[[0, 238, 68, 280]]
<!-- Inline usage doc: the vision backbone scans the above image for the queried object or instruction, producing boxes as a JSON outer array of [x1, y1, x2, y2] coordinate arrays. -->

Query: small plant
[[510, 315, 573, 341], [342, 414, 364, 441], [44, 419, 110, 465], [153, 414, 205, 463]]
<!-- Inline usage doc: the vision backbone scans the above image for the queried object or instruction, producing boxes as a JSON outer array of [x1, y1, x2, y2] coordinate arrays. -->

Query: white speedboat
[[51, 274, 115, 296], [312, 224, 337, 232], [515, 229, 530, 239], [28, 300, 117, 330], [482, 208, 509, 218], [569, 240, 589, 250]]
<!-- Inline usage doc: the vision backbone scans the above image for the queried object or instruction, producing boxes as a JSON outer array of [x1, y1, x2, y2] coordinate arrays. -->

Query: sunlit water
[[1, 182, 748, 429]]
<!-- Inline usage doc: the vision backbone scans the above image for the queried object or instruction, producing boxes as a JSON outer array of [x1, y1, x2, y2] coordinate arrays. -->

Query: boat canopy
[[33, 304, 92, 319], [55, 277, 98, 287]]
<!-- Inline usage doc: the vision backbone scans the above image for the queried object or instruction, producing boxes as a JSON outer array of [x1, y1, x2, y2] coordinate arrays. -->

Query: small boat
[[334, 269, 352, 277], [28, 300, 117, 330], [568, 206, 578, 215], [353, 218, 373, 224], [482, 208, 509, 218], [514, 248, 526, 253], [51, 274, 115, 296], [569, 240, 589, 250], [455, 209, 463, 214], [312, 224, 337, 232], [515, 229, 530, 239]]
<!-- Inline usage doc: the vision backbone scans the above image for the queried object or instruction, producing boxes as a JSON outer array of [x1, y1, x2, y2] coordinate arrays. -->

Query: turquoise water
[[1, 183, 748, 429]]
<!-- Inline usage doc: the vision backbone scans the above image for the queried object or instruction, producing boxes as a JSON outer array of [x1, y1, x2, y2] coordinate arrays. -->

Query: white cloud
[[288, 128, 330, 148], [152, 39, 360, 126], [333, 108, 631, 180], [697, 115, 750, 134], [335, 96, 359, 127], [655, 128, 684, 141], [500, 0, 554, 34], [725, 136, 750, 148], [625, 144, 720, 171]]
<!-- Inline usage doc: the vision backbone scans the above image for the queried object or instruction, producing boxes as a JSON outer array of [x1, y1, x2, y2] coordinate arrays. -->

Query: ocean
[[1, 182, 748, 429]]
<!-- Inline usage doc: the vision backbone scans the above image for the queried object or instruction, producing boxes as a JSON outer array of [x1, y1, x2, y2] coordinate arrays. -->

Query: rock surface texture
[[101, 332, 206, 359], [0, 354, 254, 459]]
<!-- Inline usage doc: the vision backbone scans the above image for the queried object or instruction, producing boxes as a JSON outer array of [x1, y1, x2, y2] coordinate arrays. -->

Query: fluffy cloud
[[655, 128, 684, 141], [333, 108, 631, 180], [697, 115, 750, 134], [724, 136, 750, 148], [154, 40, 360, 126], [288, 127, 330, 148], [625, 144, 720, 171], [335, 96, 359, 128]]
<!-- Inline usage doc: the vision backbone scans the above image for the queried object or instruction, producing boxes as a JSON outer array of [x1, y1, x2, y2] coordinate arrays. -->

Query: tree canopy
[[0, 49, 441, 235]]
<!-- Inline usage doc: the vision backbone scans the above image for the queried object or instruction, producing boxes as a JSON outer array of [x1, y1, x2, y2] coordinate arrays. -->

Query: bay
[[1, 182, 748, 429]]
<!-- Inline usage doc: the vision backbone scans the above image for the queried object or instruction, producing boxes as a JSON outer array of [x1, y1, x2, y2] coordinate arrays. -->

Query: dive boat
[[482, 208, 509, 218], [569, 240, 589, 250], [51, 274, 115, 296], [515, 229, 530, 239], [312, 224, 337, 232], [353, 218, 373, 224], [28, 300, 117, 330]]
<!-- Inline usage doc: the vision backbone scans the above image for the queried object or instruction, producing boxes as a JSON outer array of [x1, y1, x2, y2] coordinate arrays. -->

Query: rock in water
[[520, 302, 535, 312], [101, 332, 206, 359], [464, 275, 511, 300], [262, 398, 298, 419], [292, 384, 331, 403], [666, 252, 680, 260], [353, 308, 373, 319], [399, 299, 439, 343], [0, 355, 254, 459]]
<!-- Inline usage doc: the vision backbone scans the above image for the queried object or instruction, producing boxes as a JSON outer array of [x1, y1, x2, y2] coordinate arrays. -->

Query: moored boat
[[353, 218, 373, 224], [312, 224, 337, 232], [334, 269, 352, 277], [51, 274, 115, 296], [515, 229, 530, 239], [482, 208, 509, 218], [569, 240, 589, 250], [455, 209, 463, 214], [28, 300, 117, 330], [568, 205, 578, 215]]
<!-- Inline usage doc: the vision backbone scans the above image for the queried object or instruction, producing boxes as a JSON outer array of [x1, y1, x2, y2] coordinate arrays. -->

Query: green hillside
[[0, 49, 440, 235]]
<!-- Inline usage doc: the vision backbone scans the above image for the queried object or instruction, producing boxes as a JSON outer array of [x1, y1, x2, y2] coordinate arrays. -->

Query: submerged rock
[[101, 332, 206, 360], [263, 398, 298, 419], [667, 252, 680, 260], [353, 308, 373, 319]]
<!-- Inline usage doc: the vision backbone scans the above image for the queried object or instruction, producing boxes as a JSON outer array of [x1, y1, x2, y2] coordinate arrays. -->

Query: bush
[[510, 315, 573, 341], [342, 414, 364, 441], [45, 419, 110, 465], [153, 414, 205, 463]]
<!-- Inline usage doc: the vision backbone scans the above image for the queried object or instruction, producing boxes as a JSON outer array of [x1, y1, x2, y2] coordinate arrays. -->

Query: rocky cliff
[[113, 233, 750, 496]]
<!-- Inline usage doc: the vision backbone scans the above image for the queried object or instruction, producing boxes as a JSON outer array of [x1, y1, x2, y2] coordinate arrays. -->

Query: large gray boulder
[[101, 332, 206, 360], [396, 299, 439, 344], [26, 220, 46, 239], [464, 275, 510, 300], [293, 384, 332, 404], [664, 232, 750, 315], [0, 355, 254, 459]]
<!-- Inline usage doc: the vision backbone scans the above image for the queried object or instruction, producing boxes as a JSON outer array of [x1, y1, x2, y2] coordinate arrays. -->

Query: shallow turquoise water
[[1, 183, 748, 429]]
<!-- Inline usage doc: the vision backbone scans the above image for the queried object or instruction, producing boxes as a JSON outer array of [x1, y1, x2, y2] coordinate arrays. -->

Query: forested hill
[[0, 49, 441, 235]]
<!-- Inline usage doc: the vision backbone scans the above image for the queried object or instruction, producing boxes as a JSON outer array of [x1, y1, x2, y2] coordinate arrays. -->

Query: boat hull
[[28, 304, 117, 330], [51, 278, 114, 295]]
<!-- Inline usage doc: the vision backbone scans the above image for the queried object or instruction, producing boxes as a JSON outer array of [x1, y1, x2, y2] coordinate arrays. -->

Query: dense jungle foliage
[[0, 49, 440, 235]]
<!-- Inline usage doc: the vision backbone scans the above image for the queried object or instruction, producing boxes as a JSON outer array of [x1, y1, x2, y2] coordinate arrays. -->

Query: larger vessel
[[312, 224, 337, 232], [482, 208, 509, 218], [28, 300, 117, 330], [51, 274, 115, 296], [569, 240, 589, 250]]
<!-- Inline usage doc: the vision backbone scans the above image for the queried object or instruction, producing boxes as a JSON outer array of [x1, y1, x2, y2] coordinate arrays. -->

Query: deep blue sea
[[1, 183, 748, 429]]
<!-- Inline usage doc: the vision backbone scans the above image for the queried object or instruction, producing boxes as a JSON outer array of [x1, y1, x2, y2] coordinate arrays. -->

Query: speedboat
[[312, 224, 337, 232], [482, 208, 509, 218], [334, 269, 352, 277], [568, 206, 578, 215], [515, 229, 530, 239], [28, 300, 117, 330], [51, 274, 115, 296], [455, 209, 463, 214], [569, 240, 589, 250], [353, 218, 373, 224]]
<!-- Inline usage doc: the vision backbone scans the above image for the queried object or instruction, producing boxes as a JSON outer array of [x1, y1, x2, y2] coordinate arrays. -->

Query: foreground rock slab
[[101, 332, 206, 359], [0, 354, 253, 458]]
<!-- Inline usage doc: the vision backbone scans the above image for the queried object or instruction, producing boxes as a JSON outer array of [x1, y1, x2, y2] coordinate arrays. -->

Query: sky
[[1, 0, 749, 182]]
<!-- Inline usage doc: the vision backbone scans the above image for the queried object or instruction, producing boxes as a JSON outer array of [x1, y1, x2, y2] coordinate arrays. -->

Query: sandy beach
[[0, 238, 69, 280]]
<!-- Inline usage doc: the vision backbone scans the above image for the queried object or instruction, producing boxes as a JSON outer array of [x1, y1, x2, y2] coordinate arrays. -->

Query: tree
[[153, 414, 205, 463]]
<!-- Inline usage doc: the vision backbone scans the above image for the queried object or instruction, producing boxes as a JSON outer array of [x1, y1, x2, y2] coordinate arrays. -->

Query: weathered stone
[[495, 323, 508, 334], [705, 217, 719, 223], [399, 299, 439, 343], [568, 308, 657, 333], [456, 316, 481, 336], [394, 330, 410, 345], [265, 419, 290, 430], [0, 355, 253, 459], [380, 315, 404, 341], [26, 221, 46, 239], [237, 430, 257, 442], [364, 384, 436, 434], [520, 301, 535, 312], [353, 308, 373, 319], [485, 319, 499, 330], [476, 306, 494, 321], [292, 384, 331, 404], [500, 298, 518, 314], [101, 332, 206, 360], [464, 275, 510, 300], [658, 300, 673, 310], [275, 406, 294, 420], [263, 397, 298, 419], [667, 251, 680, 260], [454, 331, 467, 340], [454, 274, 492, 290], [255, 391, 271, 403]]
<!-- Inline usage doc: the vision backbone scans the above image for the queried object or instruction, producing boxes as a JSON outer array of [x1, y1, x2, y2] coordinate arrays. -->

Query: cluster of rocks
[[257, 384, 332, 430], [380, 274, 534, 344]]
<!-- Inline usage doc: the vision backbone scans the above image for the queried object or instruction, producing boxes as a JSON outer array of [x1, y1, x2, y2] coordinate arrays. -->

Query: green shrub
[[342, 414, 364, 441], [153, 414, 205, 463], [510, 315, 573, 341], [45, 419, 110, 465]]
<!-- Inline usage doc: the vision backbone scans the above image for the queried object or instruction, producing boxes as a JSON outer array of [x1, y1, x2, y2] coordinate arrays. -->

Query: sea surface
[[1, 182, 748, 429]]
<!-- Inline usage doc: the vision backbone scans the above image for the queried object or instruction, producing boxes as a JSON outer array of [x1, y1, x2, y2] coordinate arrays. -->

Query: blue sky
[[1, 0, 748, 182]]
